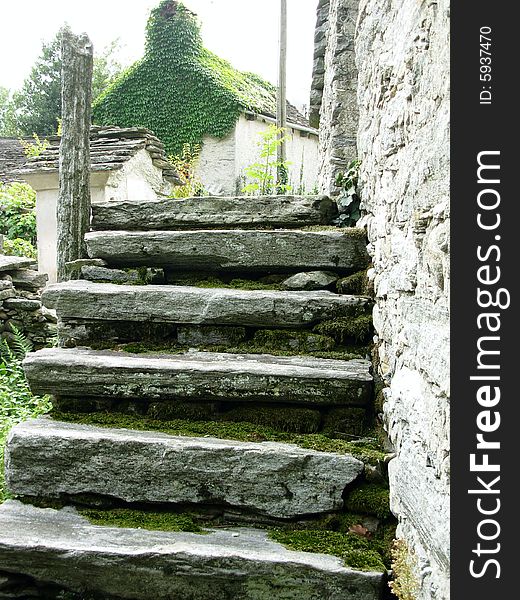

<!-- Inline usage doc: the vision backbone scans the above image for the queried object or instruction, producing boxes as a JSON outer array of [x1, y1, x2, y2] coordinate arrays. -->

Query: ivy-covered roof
[[93, 0, 310, 156]]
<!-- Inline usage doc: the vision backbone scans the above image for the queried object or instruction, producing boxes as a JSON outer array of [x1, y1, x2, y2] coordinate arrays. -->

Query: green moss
[[314, 315, 373, 345], [322, 408, 368, 436], [147, 401, 218, 421], [50, 411, 386, 464], [222, 406, 321, 434], [251, 329, 335, 353], [119, 341, 183, 354], [337, 271, 369, 296], [79, 507, 206, 533], [269, 529, 385, 572], [166, 273, 283, 291], [345, 484, 391, 520], [301, 226, 367, 239]]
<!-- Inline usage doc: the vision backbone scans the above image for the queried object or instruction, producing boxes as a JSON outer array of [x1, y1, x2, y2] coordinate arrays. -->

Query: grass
[[0, 331, 52, 503]]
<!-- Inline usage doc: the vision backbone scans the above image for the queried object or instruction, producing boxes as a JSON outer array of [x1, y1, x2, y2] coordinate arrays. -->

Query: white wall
[[25, 150, 175, 283], [196, 130, 237, 196], [196, 113, 319, 197], [235, 114, 319, 195]]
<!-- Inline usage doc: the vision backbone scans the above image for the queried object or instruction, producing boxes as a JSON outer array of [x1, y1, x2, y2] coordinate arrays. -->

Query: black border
[[451, 2, 515, 596]]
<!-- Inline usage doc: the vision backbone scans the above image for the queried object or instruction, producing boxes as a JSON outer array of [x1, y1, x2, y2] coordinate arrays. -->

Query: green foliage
[[79, 508, 206, 533], [335, 159, 362, 227], [0, 327, 52, 502], [11, 31, 125, 136], [168, 143, 206, 198], [20, 133, 50, 158], [93, 1, 283, 156], [0, 182, 37, 258], [14, 32, 63, 136], [92, 39, 126, 101], [0, 87, 19, 137], [1, 238, 37, 259], [242, 125, 292, 195]]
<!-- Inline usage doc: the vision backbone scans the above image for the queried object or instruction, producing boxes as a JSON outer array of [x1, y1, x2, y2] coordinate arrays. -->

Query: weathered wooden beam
[[56, 27, 93, 282]]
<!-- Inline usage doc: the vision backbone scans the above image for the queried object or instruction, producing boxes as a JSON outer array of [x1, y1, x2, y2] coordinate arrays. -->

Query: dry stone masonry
[[0, 193, 393, 599], [0, 254, 56, 348], [355, 1, 450, 598]]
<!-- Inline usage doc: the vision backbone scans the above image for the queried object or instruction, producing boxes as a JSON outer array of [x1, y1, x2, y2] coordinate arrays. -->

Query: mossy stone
[[322, 407, 368, 436], [222, 406, 321, 434], [344, 484, 391, 520], [314, 315, 373, 344]]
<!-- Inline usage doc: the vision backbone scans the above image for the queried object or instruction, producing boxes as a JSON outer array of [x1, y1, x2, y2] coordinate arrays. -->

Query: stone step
[[43, 280, 370, 329], [6, 419, 364, 518], [84, 229, 369, 272], [23, 348, 372, 406], [91, 195, 338, 230], [0, 501, 384, 600]]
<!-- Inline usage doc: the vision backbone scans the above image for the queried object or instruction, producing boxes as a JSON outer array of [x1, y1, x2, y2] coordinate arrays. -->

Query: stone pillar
[[310, 0, 359, 196]]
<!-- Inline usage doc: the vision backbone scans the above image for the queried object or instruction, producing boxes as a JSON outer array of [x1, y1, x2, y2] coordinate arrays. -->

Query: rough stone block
[[0, 501, 384, 600], [85, 229, 370, 272], [91, 195, 338, 230], [43, 281, 370, 329], [23, 348, 373, 406], [6, 419, 364, 518]]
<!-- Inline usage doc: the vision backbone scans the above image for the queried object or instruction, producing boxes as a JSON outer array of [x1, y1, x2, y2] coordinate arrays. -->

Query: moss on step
[[221, 406, 322, 434], [79, 507, 206, 533], [250, 329, 336, 353], [337, 270, 370, 296], [147, 401, 219, 421], [314, 315, 373, 345], [344, 484, 391, 520], [269, 529, 386, 572], [322, 407, 368, 436], [50, 411, 386, 464], [165, 273, 283, 291]]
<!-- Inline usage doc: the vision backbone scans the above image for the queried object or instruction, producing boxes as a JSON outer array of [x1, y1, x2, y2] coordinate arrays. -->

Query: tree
[[13, 32, 125, 137], [92, 39, 125, 101], [0, 87, 20, 137], [14, 32, 63, 136]]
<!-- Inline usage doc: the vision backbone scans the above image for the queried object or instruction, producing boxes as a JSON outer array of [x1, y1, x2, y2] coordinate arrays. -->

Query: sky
[[0, 0, 319, 110]]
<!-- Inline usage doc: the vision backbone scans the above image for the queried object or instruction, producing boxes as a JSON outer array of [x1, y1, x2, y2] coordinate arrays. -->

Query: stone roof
[[0, 138, 27, 183], [16, 126, 182, 184]]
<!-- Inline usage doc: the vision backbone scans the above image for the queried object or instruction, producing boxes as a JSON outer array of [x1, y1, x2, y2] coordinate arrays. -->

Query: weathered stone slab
[[91, 195, 338, 230], [85, 229, 369, 272], [282, 270, 339, 290], [6, 419, 363, 518], [7, 269, 48, 292], [0, 255, 36, 273], [23, 348, 372, 406], [0, 501, 384, 600], [43, 281, 370, 328]]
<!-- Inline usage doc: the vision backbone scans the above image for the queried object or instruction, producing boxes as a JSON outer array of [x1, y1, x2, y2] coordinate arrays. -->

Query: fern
[[9, 325, 33, 359]]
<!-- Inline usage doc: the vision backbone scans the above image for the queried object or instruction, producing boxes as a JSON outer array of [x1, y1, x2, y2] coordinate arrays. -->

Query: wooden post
[[276, 0, 288, 192], [57, 27, 93, 282]]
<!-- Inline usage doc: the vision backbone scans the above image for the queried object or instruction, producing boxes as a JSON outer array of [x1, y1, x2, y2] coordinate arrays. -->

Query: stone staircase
[[0, 195, 393, 600]]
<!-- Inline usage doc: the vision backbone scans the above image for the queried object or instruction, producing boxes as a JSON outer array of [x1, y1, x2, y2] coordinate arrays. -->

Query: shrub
[[0, 328, 51, 503]]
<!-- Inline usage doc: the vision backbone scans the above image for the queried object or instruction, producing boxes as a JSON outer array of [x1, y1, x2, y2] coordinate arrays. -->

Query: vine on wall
[[93, 0, 280, 156]]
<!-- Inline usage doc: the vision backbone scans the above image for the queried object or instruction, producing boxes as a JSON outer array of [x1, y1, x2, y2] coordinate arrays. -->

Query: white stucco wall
[[24, 149, 175, 283], [196, 130, 237, 196], [196, 113, 319, 196]]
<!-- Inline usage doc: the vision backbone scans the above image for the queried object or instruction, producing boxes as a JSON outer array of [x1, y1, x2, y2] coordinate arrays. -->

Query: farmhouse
[[93, 0, 318, 196]]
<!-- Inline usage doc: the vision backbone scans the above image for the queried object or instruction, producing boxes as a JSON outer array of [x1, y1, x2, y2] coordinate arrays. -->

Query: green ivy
[[93, 0, 280, 156]]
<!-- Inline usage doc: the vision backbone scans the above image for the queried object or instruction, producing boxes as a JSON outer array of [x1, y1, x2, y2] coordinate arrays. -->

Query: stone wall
[[355, 1, 450, 598], [310, 0, 359, 196], [0, 255, 56, 349]]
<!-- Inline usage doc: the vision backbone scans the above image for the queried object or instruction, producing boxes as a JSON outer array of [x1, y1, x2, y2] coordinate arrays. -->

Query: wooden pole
[[57, 27, 93, 282], [276, 0, 288, 192]]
